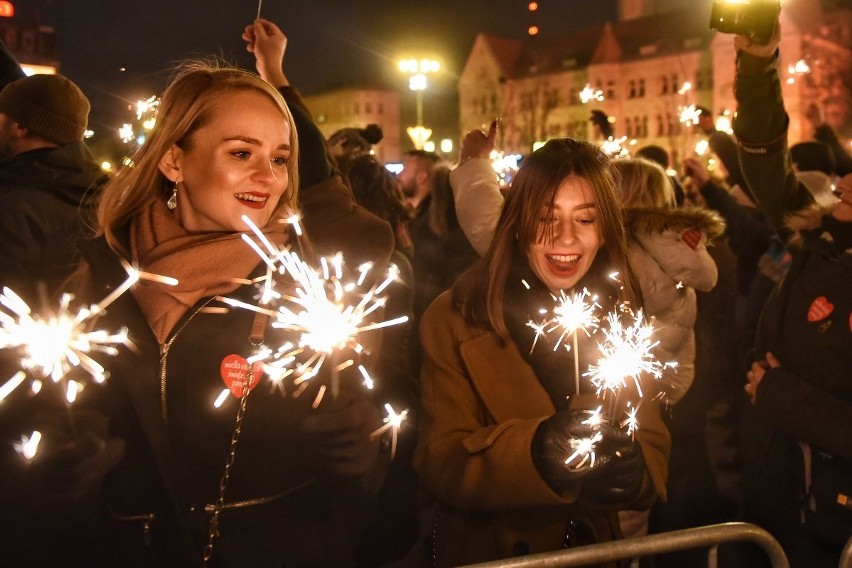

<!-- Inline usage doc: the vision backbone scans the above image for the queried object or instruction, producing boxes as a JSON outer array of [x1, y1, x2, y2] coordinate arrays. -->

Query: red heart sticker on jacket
[[807, 296, 834, 322], [681, 229, 702, 250], [220, 354, 263, 398]]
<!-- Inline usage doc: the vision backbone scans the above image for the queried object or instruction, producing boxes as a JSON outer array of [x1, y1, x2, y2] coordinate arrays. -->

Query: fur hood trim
[[786, 203, 834, 248], [624, 206, 726, 242]]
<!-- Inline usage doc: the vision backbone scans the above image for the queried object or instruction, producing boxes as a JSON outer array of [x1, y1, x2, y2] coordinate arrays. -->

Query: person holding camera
[[730, 21, 852, 567]]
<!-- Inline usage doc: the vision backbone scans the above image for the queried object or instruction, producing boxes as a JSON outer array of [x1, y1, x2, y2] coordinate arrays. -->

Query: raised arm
[[243, 19, 331, 187], [451, 120, 504, 256], [731, 24, 814, 240]]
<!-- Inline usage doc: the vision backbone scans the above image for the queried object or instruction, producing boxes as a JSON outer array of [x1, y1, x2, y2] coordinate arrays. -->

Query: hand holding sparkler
[[300, 392, 385, 481], [8, 409, 124, 504], [578, 429, 646, 508], [242, 18, 288, 87], [531, 409, 623, 492]]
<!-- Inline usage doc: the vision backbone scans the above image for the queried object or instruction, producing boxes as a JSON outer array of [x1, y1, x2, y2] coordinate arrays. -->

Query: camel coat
[[414, 292, 671, 567]]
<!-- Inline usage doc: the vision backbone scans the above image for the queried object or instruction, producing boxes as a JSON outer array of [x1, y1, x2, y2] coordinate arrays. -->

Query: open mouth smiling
[[235, 192, 269, 209]]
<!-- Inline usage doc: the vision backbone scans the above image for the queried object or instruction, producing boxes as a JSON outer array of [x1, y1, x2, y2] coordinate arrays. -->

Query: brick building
[[459, 0, 852, 162]]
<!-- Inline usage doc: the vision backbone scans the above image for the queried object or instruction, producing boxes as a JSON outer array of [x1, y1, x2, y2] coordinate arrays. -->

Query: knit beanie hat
[[328, 123, 383, 162], [0, 74, 90, 145], [791, 141, 836, 176]]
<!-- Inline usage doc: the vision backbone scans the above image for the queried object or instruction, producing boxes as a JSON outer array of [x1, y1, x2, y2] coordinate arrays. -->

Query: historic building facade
[[302, 87, 402, 164], [459, 0, 852, 161]]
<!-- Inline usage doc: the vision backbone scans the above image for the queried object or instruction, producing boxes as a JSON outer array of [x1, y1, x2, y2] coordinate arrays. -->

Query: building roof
[[478, 33, 524, 77], [487, 9, 714, 80]]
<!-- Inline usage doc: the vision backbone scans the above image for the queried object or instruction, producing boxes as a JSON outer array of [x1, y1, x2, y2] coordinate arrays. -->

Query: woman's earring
[[167, 183, 178, 210]]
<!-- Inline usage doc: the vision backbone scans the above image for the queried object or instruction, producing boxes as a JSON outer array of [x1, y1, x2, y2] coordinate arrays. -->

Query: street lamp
[[398, 58, 440, 149]]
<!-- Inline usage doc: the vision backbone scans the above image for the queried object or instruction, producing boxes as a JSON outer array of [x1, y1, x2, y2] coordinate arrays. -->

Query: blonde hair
[[611, 157, 676, 209], [96, 59, 300, 253]]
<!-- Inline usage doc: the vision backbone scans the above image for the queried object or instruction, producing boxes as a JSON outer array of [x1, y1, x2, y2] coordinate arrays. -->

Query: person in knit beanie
[[327, 123, 383, 162], [0, 69, 105, 306], [0, 73, 90, 158]]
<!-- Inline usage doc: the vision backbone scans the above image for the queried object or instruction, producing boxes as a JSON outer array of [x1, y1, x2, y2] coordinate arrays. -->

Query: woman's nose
[[254, 159, 278, 183], [554, 219, 575, 244]]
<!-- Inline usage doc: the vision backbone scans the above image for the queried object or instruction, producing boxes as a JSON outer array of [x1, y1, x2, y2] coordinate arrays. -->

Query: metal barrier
[[462, 522, 789, 568], [841, 534, 852, 568]]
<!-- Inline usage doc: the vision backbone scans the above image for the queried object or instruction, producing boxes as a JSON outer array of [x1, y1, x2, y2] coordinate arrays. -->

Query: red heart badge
[[681, 229, 702, 250], [220, 354, 263, 398], [807, 296, 834, 322]]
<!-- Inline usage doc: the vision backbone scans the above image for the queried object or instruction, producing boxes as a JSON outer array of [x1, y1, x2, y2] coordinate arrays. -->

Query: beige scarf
[[130, 200, 289, 344]]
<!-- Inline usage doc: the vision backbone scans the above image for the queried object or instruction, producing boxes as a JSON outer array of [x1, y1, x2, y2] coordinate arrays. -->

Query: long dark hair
[[453, 137, 641, 340]]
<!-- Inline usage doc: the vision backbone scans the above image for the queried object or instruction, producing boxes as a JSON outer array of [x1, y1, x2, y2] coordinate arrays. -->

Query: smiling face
[[526, 175, 602, 293], [160, 89, 292, 233]]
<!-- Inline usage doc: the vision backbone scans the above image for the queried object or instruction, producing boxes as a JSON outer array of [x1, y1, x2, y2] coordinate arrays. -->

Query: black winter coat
[[0, 142, 107, 304], [0, 228, 386, 567]]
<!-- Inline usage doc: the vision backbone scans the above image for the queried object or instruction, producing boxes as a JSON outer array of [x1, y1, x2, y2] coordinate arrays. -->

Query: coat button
[[512, 540, 530, 556]]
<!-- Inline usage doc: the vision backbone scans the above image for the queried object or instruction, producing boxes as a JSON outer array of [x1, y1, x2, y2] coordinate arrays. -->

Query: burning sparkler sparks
[[621, 403, 640, 437], [370, 403, 409, 458], [600, 136, 630, 158], [678, 104, 701, 127], [564, 407, 605, 468], [14, 430, 41, 460], [216, 216, 409, 403], [584, 307, 675, 401], [0, 262, 176, 404], [579, 83, 605, 103], [528, 288, 601, 394], [786, 59, 810, 84]]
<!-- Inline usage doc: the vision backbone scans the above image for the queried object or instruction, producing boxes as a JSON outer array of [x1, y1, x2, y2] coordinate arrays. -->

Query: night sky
[[10, 1, 618, 146]]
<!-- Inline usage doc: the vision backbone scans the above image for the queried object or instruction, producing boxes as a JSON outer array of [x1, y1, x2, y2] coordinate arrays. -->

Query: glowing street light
[[398, 57, 441, 149]]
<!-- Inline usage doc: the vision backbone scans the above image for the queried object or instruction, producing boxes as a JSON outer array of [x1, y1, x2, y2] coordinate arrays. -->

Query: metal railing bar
[[462, 522, 789, 568]]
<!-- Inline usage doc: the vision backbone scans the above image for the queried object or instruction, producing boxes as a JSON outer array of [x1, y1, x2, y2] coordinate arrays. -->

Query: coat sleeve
[[278, 86, 333, 188], [450, 159, 504, 257], [412, 295, 569, 510], [755, 367, 852, 463], [732, 50, 813, 240]]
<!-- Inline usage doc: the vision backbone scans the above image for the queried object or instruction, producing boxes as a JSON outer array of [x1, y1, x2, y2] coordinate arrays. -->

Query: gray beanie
[[0, 74, 90, 145]]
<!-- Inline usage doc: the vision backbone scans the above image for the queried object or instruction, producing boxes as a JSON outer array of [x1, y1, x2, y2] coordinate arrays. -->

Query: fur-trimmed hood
[[624, 206, 726, 242], [785, 203, 835, 249]]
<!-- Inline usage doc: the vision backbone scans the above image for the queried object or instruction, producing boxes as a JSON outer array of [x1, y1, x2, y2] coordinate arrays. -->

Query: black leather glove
[[301, 392, 384, 479], [532, 409, 615, 492], [12, 409, 125, 504], [580, 429, 646, 508]]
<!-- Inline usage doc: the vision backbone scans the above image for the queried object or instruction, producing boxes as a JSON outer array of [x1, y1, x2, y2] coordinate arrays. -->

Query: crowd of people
[[0, 13, 849, 568]]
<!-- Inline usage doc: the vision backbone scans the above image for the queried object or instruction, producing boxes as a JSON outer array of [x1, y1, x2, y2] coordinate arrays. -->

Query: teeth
[[235, 193, 266, 202], [548, 254, 579, 263]]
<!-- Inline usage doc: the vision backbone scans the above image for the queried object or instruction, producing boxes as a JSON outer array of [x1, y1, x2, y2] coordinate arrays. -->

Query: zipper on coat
[[158, 298, 216, 422]]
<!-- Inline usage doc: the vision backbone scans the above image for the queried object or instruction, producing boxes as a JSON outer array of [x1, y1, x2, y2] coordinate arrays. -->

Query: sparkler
[[678, 104, 701, 127], [583, 307, 675, 419], [0, 261, 176, 404], [528, 288, 600, 394], [216, 216, 409, 403], [786, 59, 810, 84], [599, 136, 630, 158], [579, 83, 605, 103], [256, 0, 263, 20], [564, 406, 604, 468], [370, 403, 409, 458], [14, 430, 41, 460]]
